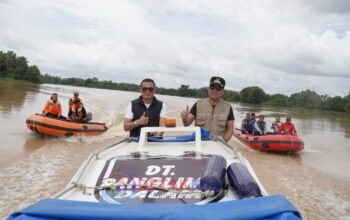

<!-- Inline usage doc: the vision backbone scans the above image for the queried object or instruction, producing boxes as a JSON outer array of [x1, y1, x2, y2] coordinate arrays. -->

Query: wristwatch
[[134, 120, 139, 126]]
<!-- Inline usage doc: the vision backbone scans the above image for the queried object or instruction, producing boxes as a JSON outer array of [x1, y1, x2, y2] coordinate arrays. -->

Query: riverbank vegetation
[[0, 51, 42, 83], [0, 77, 36, 84], [1, 50, 349, 113]]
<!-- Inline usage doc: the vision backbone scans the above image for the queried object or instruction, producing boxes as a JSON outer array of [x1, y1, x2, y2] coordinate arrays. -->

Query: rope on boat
[[72, 182, 89, 195]]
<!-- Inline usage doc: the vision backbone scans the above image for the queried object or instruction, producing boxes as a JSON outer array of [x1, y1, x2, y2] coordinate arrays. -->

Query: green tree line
[[243, 86, 350, 113], [0, 51, 42, 83], [42, 74, 242, 102], [1, 50, 349, 113]]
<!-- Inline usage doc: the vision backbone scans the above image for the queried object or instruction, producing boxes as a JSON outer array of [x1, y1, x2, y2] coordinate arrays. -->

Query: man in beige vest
[[181, 76, 234, 142]]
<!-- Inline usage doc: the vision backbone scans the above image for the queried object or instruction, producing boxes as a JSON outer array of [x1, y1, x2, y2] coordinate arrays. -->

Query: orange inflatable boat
[[26, 114, 108, 137], [233, 129, 304, 153]]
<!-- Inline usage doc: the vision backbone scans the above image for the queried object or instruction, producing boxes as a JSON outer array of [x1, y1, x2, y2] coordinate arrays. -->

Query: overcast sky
[[1, 0, 349, 96]]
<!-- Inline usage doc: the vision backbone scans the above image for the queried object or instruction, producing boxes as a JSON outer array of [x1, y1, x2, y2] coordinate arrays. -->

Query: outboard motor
[[200, 155, 227, 197], [227, 163, 262, 199], [86, 112, 93, 122]]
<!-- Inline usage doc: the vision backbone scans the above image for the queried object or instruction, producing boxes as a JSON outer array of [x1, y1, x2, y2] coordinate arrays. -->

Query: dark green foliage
[[178, 84, 190, 97], [25, 65, 42, 83], [344, 93, 350, 113], [157, 87, 179, 96], [289, 90, 322, 108], [265, 94, 289, 106], [42, 74, 140, 92], [223, 90, 241, 102], [0, 51, 42, 83], [321, 95, 348, 112], [196, 87, 209, 98], [177, 85, 197, 97], [240, 86, 266, 103]]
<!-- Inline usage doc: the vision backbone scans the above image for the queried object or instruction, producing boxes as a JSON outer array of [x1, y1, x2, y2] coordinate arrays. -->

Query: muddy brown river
[[0, 82, 349, 219]]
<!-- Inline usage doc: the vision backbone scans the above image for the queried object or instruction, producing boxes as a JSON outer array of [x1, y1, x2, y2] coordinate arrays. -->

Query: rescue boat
[[26, 114, 108, 137], [233, 129, 304, 153], [9, 127, 301, 219]]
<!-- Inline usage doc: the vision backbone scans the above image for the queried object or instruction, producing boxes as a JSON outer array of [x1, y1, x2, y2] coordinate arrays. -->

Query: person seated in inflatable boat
[[68, 100, 87, 123], [42, 93, 63, 118], [271, 115, 282, 134], [241, 113, 255, 134], [123, 78, 167, 137], [255, 114, 267, 135], [279, 116, 297, 135], [68, 91, 83, 110], [250, 112, 256, 124], [181, 76, 234, 142]]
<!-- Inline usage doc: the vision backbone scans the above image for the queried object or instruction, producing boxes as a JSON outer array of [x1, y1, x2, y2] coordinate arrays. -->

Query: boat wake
[[0, 136, 126, 219]]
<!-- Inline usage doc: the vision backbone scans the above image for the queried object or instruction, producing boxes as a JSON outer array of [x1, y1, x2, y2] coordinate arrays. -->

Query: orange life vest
[[279, 123, 297, 135], [71, 105, 86, 120], [68, 97, 83, 109], [43, 99, 62, 117]]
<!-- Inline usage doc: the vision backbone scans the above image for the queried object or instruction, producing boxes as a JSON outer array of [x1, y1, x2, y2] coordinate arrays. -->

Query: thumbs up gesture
[[138, 112, 149, 125], [181, 105, 189, 120]]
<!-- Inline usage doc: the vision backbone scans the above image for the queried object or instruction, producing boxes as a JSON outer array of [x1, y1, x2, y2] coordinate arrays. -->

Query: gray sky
[[1, 0, 349, 96]]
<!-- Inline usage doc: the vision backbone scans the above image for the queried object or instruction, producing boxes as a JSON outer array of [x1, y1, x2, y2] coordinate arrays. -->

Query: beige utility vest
[[195, 99, 231, 136]]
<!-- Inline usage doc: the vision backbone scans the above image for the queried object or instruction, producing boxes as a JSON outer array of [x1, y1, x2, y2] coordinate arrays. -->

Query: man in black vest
[[123, 78, 167, 137]]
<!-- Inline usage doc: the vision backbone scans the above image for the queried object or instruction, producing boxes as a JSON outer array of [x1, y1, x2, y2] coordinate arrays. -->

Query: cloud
[[299, 0, 350, 15], [251, 30, 350, 78], [0, 0, 349, 96]]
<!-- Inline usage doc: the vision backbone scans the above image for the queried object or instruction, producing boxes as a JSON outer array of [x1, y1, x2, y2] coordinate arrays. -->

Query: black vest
[[130, 96, 163, 137]]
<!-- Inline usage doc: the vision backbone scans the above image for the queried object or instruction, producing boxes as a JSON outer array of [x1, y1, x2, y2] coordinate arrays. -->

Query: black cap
[[52, 93, 58, 96], [74, 91, 79, 95], [210, 76, 225, 89]]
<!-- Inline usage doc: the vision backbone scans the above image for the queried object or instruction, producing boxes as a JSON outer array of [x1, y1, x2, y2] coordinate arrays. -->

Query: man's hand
[[181, 105, 189, 120], [137, 112, 149, 125], [181, 105, 195, 126]]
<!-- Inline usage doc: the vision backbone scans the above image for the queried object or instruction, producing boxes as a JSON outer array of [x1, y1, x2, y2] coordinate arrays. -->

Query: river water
[[0, 83, 349, 219]]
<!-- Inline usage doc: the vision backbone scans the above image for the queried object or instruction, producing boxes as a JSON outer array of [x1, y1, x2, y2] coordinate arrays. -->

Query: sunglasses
[[209, 86, 223, 91], [142, 87, 155, 93]]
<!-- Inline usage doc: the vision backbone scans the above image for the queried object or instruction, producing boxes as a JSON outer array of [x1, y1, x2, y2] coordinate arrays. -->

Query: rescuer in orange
[[279, 116, 297, 135], [42, 93, 62, 117], [68, 91, 83, 109], [68, 100, 87, 122]]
